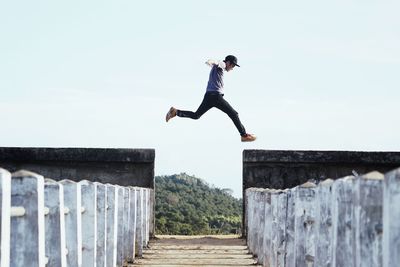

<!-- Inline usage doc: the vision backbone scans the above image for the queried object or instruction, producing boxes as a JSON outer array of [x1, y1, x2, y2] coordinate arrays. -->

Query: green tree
[[155, 173, 242, 235]]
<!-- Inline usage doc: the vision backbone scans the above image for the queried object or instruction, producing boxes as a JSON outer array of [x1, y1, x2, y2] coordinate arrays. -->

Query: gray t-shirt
[[206, 65, 224, 94]]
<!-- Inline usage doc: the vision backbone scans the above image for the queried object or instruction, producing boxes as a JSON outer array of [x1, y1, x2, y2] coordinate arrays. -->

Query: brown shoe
[[241, 133, 256, 142], [166, 107, 177, 122]]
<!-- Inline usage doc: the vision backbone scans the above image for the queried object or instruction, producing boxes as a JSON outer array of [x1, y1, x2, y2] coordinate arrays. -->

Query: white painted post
[[271, 189, 280, 266], [80, 180, 97, 267], [135, 188, 144, 257], [262, 189, 272, 267], [245, 188, 256, 254], [149, 188, 155, 238], [116, 186, 125, 266], [353, 171, 383, 267], [0, 168, 11, 267], [95, 182, 107, 267], [144, 189, 150, 247], [244, 189, 252, 252], [106, 184, 118, 267], [60, 179, 82, 267], [10, 170, 45, 267], [383, 168, 400, 267], [44, 179, 67, 267], [254, 189, 265, 264], [123, 187, 130, 264], [275, 190, 288, 267], [294, 182, 317, 267], [332, 176, 355, 267], [284, 188, 296, 267], [315, 179, 334, 267], [127, 187, 137, 262]]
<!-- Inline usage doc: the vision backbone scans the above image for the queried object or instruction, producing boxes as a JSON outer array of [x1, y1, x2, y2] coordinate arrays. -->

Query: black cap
[[224, 55, 240, 67]]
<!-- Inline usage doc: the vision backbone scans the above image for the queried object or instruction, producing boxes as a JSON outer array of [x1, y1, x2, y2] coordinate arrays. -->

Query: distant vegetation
[[155, 173, 242, 235]]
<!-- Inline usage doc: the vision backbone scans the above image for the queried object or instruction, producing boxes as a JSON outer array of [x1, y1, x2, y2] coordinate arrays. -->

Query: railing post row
[[0, 168, 152, 267]]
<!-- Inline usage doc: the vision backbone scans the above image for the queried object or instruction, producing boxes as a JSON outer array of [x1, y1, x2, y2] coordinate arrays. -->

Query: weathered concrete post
[[353, 172, 384, 267], [271, 189, 280, 266], [245, 188, 256, 254], [95, 182, 107, 267], [127, 187, 137, 262], [0, 168, 11, 267], [275, 190, 288, 267], [116, 186, 125, 266], [315, 179, 334, 267], [383, 167, 400, 267], [106, 184, 118, 267], [44, 179, 67, 267], [80, 180, 97, 266], [254, 189, 265, 264], [145, 189, 151, 246], [149, 188, 155, 238], [284, 189, 296, 267], [60, 179, 82, 267], [123, 187, 130, 263], [10, 170, 45, 267], [136, 188, 144, 257], [294, 182, 317, 267], [262, 189, 272, 267], [331, 176, 355, 267]]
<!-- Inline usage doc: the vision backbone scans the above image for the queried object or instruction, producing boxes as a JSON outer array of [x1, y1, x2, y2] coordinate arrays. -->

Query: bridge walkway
[[130, 235, 261, 267]]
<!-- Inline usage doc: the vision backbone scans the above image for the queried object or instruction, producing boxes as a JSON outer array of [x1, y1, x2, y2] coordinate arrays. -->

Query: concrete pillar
[[95, 182, 107, 267], [245, 188, 256, 255], [294, 182, 317, 267], [123, 187, 130, 264], [331, 176, 355, 267], [284, 189, 296, 267], [144, 189, 150, 246], [116, 186, 125, 266], [244, 189, 252, 253], [254, 189, 265, 264], [80, 180, 97, 267], [136, 188, 144, 257], [149, 188, 155, 238], [271, 189, 280, 266], [44, 179, 67, 267], [262, 189, 272, 267], [127, 187, 137, 262], [315, 179, 334, 267], [0, 168, 11, 267], [353, 171, 383, 267], [10, 170, 45, 267], [275, 190, 288, 267], [106, 184, 118, 267], [60, 179, 82, 267], [383, 168, 400, 267]]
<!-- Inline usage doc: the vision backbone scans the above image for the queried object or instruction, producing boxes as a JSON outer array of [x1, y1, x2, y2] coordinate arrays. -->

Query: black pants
[[177, 92, 247, 136]]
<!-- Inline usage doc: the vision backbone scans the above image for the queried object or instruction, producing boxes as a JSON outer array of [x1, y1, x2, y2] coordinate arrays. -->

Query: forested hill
[[155, 173, 242, 235]]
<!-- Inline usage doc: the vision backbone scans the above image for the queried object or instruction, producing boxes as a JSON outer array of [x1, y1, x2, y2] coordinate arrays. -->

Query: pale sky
[[1, 0, 399, 198]]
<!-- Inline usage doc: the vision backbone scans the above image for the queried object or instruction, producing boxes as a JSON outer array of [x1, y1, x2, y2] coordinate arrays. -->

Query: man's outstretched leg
[[214, 95, 256, 142], [166, 94, 213, 122]]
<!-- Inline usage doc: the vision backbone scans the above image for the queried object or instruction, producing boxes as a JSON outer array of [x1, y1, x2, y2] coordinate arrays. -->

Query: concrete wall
[[0, 147, 156, 238], [0, 147, 155, 188], [246, 168, 400, 267], [242, 149, 400, 237]]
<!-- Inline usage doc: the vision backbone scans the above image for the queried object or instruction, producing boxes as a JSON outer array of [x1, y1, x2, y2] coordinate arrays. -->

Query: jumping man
[[165, 55, 256, 142]]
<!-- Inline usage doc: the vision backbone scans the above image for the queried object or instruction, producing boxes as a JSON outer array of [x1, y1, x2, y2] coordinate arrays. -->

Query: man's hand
[[205, 59, 217, 66]]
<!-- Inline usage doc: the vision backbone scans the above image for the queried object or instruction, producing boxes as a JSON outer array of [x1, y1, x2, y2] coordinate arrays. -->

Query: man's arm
[[205, 59, 226, 69]]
